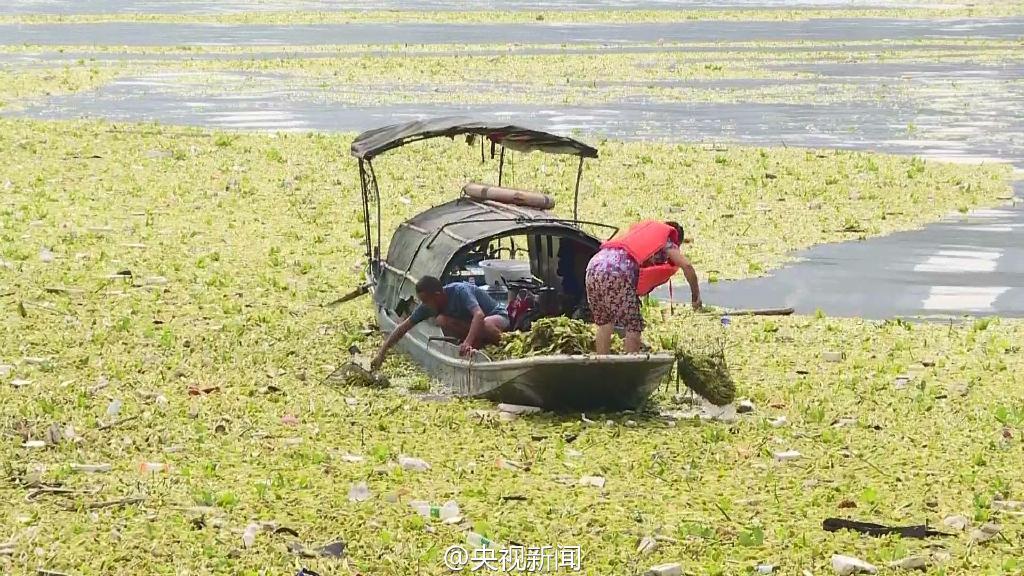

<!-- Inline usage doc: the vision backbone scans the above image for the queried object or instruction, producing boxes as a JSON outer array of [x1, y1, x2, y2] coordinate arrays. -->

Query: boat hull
[[378, 309, 673, 411]]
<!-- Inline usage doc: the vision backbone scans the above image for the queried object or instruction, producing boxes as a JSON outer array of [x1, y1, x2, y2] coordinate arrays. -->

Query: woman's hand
[[692, 297, 703, 312]]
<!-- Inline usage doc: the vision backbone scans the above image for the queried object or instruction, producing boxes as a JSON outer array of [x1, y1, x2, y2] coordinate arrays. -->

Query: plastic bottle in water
[[409, 500, 460, 520], [467, 532, 495, 548]]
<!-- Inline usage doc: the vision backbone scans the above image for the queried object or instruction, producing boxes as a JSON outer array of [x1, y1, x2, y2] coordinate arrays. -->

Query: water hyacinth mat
[[1, 118, 1022, 574]]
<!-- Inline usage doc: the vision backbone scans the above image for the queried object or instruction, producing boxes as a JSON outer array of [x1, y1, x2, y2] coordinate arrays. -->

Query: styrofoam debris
[[398, 456, 430, 472], [497, 403, 542, 415], [969, 523, 1000, 544], [71, 463, 113, 473], [992, 499, 1024, 511], [348, 481, 371, 503], [832, 554, 877, 575], [636, 536, 658, 555], [578, 475, 605, 488], [644, 563, 682, 576], [242, 523, 260, 549], [774, 450, 802, 462], [942, 515, 970, 531]]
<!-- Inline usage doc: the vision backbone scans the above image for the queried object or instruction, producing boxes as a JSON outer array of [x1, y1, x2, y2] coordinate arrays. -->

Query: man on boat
[[371, 276, 510, 370], [586, 220, 701, 355]]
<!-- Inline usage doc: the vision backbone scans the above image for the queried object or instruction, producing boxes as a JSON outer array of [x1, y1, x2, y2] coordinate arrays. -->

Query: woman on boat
[[586, 220, 701, 355]]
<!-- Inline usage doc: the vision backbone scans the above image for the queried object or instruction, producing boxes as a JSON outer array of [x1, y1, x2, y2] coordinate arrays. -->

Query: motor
[[506, 279, 561, 332]]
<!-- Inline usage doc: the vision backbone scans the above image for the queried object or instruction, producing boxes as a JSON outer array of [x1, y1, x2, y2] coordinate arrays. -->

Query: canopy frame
[[352, 117, 599, 276]]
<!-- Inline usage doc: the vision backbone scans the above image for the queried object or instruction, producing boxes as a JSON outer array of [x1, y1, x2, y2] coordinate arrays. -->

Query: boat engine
[[506, 279, 561, 332]]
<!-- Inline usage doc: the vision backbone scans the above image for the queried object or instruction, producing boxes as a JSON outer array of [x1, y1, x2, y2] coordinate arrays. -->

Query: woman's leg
[[623, 331, 643, 354], [595, 323, 614, 355]]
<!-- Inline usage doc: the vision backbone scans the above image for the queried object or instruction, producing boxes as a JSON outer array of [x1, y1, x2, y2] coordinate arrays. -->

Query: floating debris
[[832, 554, 877, 575], [991, 499, 1024, 511], [643, 563, 682, 576], [398, 456, 430, 472], [942, 515, 970, 531], [636, 536, 659, 555], [138, 462, 170, 474], [969, 523, 1000, 544], [497, 403, 542, 415], [71, 463, 113, 474], [822, 351, 844, 363], [774, 450, 802, 462], [348, 481, 371, 503]]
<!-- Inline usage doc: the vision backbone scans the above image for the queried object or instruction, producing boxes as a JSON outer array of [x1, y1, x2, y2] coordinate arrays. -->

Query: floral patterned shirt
[[587, 241, 676, 287]]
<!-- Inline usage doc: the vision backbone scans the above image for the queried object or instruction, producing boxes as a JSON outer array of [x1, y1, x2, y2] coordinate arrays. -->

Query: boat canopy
[[350, 116, 599, 160], [375, 198, 609, 311]]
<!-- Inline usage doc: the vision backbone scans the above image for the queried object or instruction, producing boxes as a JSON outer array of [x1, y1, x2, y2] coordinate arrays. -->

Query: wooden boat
[[351, 117, 674, 410]]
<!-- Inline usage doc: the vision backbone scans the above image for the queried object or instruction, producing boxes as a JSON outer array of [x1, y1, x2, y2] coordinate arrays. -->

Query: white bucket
[[478, 259, 532, 286]]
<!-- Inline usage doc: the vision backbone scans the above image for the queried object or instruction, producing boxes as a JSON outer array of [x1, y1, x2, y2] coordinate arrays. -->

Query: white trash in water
[[409, 500, 460, 520], [497, 403, 542, 415], [398, 456, 431, 472], [832, 554, 877, 575], [774, 450, 802, 462], [645, 563, 682, 576], [348, 481, 371, 503]]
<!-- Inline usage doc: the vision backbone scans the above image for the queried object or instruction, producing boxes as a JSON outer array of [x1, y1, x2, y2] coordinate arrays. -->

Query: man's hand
[[459, 341, 475, 357], [370, 353, 385, 372], [692, 297, 703, 312]]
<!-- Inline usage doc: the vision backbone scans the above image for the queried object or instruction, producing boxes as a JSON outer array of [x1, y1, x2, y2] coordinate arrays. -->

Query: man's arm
[[667, 247, 702, 310], [371, 318, 414, 371], [461, 306, 486, 354]]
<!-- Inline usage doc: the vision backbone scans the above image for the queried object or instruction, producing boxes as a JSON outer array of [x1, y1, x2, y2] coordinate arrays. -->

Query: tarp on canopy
[[350, 116, 599, 160]]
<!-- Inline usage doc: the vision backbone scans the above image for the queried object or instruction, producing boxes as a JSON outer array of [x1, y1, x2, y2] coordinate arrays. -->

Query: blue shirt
[[409, 282, 507, 325]]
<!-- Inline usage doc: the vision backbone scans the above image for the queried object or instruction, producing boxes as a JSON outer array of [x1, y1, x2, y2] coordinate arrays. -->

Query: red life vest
[[601, 221, 680, 295]]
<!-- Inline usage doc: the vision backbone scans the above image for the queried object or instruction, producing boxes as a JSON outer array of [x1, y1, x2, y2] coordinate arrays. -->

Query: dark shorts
[[585, 267, 644, 333]]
